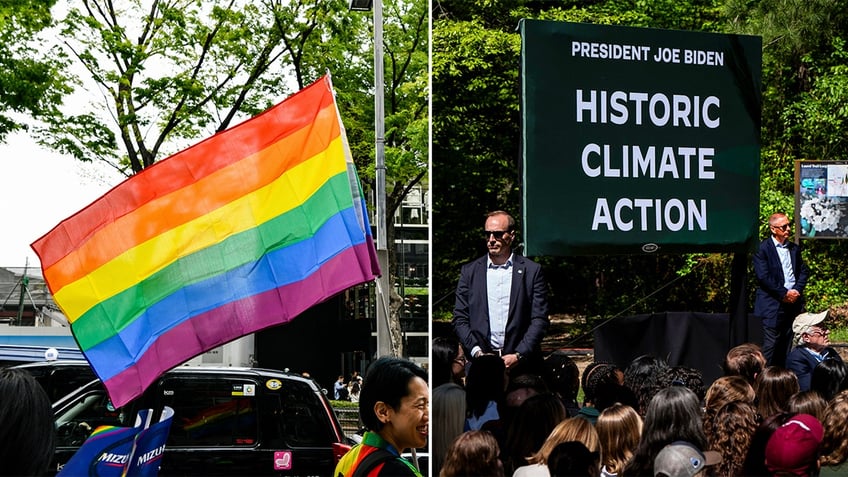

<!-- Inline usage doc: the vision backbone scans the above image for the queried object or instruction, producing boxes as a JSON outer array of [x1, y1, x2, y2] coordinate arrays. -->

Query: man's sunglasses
[[771, 223, 791, 231], [484, 230, 510, 240]]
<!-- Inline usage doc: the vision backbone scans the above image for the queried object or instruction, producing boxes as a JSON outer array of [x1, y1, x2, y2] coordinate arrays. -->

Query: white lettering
[[591, 198, 708, 231]]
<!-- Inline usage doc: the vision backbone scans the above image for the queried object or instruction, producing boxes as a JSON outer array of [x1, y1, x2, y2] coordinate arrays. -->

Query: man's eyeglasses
[[807, 329, 829, 337], [771, 223, 791, 231], [484, 230, 510, 240]]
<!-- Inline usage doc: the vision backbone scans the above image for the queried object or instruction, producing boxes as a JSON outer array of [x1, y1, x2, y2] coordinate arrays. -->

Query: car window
[[260, 379, 338, 447], [55, 389, 129, 447], [157, 377, 259, 447]]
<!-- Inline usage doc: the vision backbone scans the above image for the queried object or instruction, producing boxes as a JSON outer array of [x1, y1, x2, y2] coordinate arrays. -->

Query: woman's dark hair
[[501, 392, 566, 475], [811, 358, 848, 402], [440, 430, 503, 477], [623, 386, 707, 476], [581, 362, 621, 405], [741, 411, 796, 476], [0, 368, 55, 476], [547, 441, 600, 477], [756, 366, 799, 419], [433, 336, 461, 388], [359, 357, 428, 432], [544, 351, 581, 404]]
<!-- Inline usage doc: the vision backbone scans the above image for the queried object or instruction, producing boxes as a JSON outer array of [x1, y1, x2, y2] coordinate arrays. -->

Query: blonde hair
[[596, 404, 642, 475], [527, 416, 599, 465]]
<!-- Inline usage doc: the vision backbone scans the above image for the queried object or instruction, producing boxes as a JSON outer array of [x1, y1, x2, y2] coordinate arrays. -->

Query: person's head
[[359, 357, 429, 451], [654, 441, 721, 477], [788, 390, 827, 421], [439, 430, 503, 477], [0, 368, 55, 476], [703, 375, 755, 438], [543, 351, 581, 406], [433, 383, 467, 473], [625, 386, 707, 475], [810, 358, 848, 402], [581, 362, 622, 406], [624, 354, 668, 392], [505, 373, 548, 408], [756, 366, 800, 419], [765, 414, 823, 476], [503, 393, 567, 470], [769, 212, 792, 243], [819, 390, 848, 467], [337, 375, 344, 382], [660, 366, 706, 403], [742, 411, 797, 476], [596, 403, 642, 475], [723, 343, 766, 388], [433, 336, 464, 388], [529, 416, 600, 466], [484, 210, 515, 263], [547, 441, 600, 477], [793, 310, 831, 353], [594, 381, 639, 413], [706, 401, 758, 477]]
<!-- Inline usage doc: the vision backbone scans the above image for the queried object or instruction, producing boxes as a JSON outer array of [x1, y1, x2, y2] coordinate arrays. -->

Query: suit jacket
[[452, 254, 550, 358], [786, 345, 842, 392], [753, 237, 808, 328]]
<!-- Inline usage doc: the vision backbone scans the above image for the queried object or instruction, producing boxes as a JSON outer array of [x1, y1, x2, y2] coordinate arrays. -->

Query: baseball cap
[[792, 310, 829, 335], [654, 441, 721, 477], [765, 414, 823, 476]]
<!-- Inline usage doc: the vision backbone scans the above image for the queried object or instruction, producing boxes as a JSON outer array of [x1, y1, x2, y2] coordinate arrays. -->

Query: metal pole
[[373, 0, 393, 357]]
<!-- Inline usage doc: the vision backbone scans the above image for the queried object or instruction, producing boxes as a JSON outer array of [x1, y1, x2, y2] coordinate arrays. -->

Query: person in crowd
[[702, 375, 755, 444], [652, 441, 721, 477], [433, 383, 467, 475], [723, 342, 767, 390], [579, 362, 623, 424], [787, 310, 842, 391], [755, 366, 800, 420], [636, 366, 706, 420], [433, 336, 466, 388], [788, 390, 827, 421], [464, 354, 506, 431], [349, 379, 362, 403], [0, 368, 55, 477], [334, 375, 349, 400], [505, 373, 549, 409], [622, 355, 668, 417], [502, 392, 567, 476], [753, 212, 809, 367], [334, 357, 428, 477], [547, 441, 601, 477], [439, 430, 504, 477], [452, 210, 550, 376], [593, 381, 639, 414], [810, 358, 848, 402], [514, 416, 600, 477], [623, 386, 707, 476], [764, 413, 823, 476], [741, 411, 797, 476], [705, 401, 758, 477], [596, 403, 642, 477], [543, 351, 581, 417], [819, 390, 848, 476]]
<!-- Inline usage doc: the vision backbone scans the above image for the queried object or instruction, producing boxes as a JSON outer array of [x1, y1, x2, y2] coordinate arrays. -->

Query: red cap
[[765, 414, 823, 476]]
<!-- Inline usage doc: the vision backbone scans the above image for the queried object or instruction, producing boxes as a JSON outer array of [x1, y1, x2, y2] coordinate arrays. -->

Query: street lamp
[[350, 0, 393, 357]]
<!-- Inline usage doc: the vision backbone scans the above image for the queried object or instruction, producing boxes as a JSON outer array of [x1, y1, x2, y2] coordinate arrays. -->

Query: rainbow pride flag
[[32, 75, 380, 407]]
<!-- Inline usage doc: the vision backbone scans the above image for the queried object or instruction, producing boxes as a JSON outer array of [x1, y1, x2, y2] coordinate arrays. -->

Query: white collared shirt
[[772, 236, 796, 290], [486, 254, 512, 351]]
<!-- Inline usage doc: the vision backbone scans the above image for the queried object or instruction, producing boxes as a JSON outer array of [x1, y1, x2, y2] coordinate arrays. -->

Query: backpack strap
[[350, 448, 397, 477]]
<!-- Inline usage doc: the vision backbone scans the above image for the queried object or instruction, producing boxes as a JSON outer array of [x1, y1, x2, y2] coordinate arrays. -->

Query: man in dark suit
[[786, 310, 841, 391], [753, 212, 809, 367], [452, 210, 550, 374]]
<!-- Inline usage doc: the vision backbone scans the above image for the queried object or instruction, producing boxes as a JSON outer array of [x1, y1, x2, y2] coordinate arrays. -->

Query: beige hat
[[792, 310, 829, 336]]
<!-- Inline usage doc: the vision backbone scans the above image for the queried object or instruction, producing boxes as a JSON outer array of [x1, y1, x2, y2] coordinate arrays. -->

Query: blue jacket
[[753, 237, 808, 327]]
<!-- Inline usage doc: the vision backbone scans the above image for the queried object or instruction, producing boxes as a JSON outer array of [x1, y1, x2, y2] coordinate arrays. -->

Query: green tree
[[0, 0, 70, 142]]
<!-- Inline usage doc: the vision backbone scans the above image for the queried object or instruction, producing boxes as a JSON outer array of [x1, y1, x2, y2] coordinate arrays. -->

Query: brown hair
[[820, 390, 848, 467], [723, 343, 766, 388], [707, 401, 758, 477], [596, 403, 642, 475], [704, 375, 755, 443], [527, 416, 599, 466], [756, 366, 799, 419], [440, 430, 503, 477], [788, 390, 827, 421]]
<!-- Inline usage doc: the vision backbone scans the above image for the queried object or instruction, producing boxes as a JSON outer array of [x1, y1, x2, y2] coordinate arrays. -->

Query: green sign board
[[520, 20, 762, 255]]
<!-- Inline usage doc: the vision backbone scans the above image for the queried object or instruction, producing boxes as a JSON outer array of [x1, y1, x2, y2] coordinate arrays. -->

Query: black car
[[49, 366, 352, 476], [13, 360, 96, 403]]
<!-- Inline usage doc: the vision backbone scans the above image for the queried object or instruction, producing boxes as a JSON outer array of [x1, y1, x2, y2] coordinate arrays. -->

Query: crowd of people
[[433, 331, 848, 476]]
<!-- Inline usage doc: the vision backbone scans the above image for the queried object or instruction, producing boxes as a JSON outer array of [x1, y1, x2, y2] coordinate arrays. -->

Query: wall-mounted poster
[[796, 160, 848, 239]]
